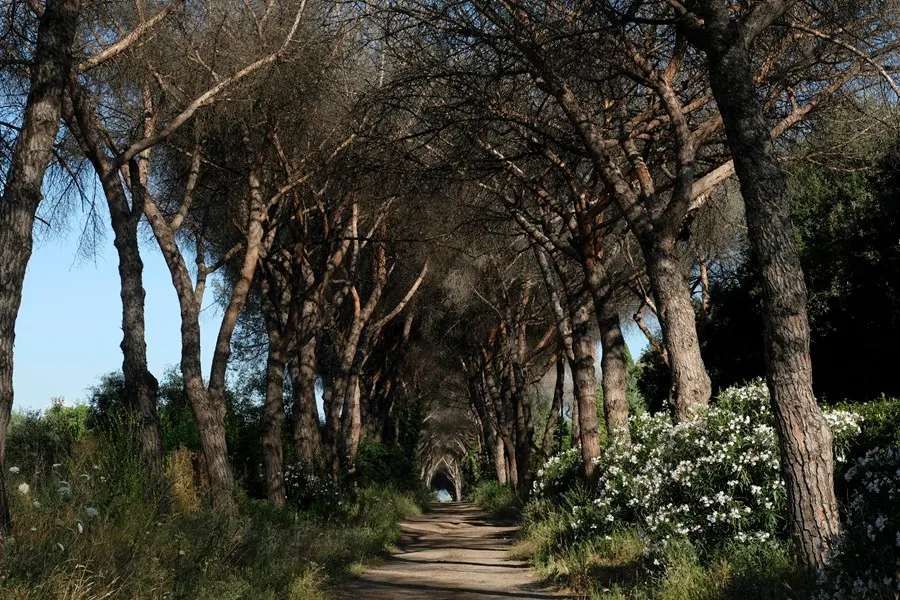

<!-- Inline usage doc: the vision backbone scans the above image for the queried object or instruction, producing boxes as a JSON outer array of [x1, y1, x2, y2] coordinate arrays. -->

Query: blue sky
[[14, 224, 221, 411], [13, 217, 649, 413]]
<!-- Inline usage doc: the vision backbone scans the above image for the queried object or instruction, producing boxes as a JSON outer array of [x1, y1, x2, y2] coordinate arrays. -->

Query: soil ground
[[339, 502, 571, 599]]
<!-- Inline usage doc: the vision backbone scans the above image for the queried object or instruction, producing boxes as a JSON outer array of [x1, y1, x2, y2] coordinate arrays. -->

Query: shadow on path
[[339, 503, 570, 599]]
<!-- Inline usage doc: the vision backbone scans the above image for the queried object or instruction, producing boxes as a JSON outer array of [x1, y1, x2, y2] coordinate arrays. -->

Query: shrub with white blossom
[[534, 380, 863, 557], [817, 445, 900, 599], [532, 447, 580, 499], [283, 461, 345, 515]]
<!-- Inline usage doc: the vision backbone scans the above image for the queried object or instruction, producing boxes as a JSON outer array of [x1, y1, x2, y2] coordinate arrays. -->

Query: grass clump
[[0, 420, 422, 599], [471, 480, 521, 519]]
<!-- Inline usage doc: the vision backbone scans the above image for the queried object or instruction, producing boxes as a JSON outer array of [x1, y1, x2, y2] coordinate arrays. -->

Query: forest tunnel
[[429, 470, 458, 501]]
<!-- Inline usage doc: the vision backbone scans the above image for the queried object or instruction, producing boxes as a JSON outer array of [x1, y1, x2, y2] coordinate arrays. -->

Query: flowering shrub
[[283, 461, 345, 516], [817, 446, 900, 599], [825, 408, 864, 464], [536, 380, 862, 560], [577, 381, 788, 551], [532, 447, 580, 500]]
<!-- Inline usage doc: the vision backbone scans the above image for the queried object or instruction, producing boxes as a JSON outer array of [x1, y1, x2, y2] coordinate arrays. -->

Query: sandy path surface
[[339, 503, 570, 599]]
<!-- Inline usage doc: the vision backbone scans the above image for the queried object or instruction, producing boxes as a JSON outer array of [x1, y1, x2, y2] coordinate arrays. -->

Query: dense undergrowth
[[475, 381, 900, 600], [0, 405, 429, 599]]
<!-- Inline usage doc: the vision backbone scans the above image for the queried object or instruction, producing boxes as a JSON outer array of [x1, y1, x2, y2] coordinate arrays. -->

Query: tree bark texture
[[644, 246, 711, 420], [483, 369, 519, 487], [701, 14, 840, 569], [596, 300, 631, 445], [141, 200, 237, 511], [570, 303, 601, 484], [0, 0, 81, 535], [511, 363, 534, 497], [541, 354, 565, 458], [291, 339, 324, 466], [262, 348, 287, 506], [108, 188, 163, 476]]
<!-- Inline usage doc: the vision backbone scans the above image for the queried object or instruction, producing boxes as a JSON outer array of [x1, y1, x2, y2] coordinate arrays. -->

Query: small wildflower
[[85, 507, 98, 518], [8, 466, 19, 475], [16, 483, 29, 496]]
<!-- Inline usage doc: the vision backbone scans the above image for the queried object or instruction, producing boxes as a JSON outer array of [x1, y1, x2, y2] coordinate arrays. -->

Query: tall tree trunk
[[66, 79, 164, 482], [511, 363, 533, 497], [342, 372, 363, 463], [108, 193, 162, 477], [323, 379, 342, 479], [570, 303, 602, 484], [570, 383, 580, 447], [493, 434, 508, 485], [644, 244, 711, 420], [142, 199, 237, 511], [0, 0, 81, 535], [262, 343, 286, 506], [179, 308, 235, 510], [541, 354, 565, 459], [698, 253, 711, 314], [484, 369, 519, 487], [291, 340, 323, 466], [596, 299, 631, 445], [701, 20, 840, 569]]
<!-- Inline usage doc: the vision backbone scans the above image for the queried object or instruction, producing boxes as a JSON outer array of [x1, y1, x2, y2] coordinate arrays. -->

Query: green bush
[[6, 400, 89, 477], [472, 480, 521, 519], [834, 397, 900, 457]]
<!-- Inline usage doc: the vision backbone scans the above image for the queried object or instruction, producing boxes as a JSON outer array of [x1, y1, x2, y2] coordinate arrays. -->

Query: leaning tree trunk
[[261, 341, 287, 506], [570, 303, 602, 484], [704, 30, 840, 571], [643, 243, 711, 420], [595, 295, 631, 445], [0, 0, 81, 535]]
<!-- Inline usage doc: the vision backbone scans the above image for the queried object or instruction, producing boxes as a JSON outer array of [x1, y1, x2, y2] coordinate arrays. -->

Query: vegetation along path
[[341, 503, 568, 599]]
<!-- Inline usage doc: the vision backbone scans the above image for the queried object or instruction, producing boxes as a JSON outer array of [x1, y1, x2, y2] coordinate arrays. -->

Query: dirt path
[[339, 503, 570, 599]]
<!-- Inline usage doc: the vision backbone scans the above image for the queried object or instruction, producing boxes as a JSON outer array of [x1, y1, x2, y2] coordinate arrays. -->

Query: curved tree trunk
[[701, 16, 840, 569], [644, 244, 711, 420], [596, 299, 631, 445], [0, 0, 81, 535]]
